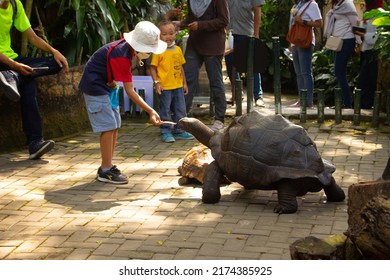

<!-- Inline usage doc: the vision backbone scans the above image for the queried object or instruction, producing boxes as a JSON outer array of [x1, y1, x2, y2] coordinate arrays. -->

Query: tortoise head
[[178, 117, 214, 148]]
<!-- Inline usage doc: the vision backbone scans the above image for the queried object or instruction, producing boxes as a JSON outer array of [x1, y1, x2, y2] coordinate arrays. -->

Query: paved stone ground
[[1, 91, 389, 260]]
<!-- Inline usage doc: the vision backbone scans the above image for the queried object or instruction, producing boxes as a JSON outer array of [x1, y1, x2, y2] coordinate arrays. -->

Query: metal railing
[[233, 36, 390, 128]]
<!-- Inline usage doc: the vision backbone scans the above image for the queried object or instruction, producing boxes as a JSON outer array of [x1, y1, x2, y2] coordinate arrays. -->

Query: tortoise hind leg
[[202, 161, 222, 203], [274, 181, 299, 214], [323, 177, 345, 202]]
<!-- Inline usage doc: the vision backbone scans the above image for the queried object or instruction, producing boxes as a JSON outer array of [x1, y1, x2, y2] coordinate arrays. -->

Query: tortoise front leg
[[323, 177, 345, 202], [274, 181, 299, 214], [202, 161, 222, 203]]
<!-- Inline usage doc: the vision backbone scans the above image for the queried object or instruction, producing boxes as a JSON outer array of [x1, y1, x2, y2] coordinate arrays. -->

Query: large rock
[[290, 235, 346, 260], [290, 158, 390, 259], [346, 180, 390, 259]]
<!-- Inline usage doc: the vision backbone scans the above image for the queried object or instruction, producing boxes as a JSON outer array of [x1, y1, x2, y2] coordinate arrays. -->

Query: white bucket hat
[[123, 21, 167, 54]]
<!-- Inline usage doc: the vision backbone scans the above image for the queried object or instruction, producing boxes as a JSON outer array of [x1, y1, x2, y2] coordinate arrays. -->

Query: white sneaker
[[255, 98, 265, 107], [210, 120, 224, 132]]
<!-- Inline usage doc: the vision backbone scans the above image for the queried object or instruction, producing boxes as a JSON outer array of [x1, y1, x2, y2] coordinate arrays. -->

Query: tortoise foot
[[273, 203, 298, 214], [202, 188, 221, 204], [324, 178, 346, 202]]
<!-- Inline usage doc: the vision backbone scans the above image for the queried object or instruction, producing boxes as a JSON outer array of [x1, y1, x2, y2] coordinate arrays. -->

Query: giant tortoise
[[178, 111, 345, 213]]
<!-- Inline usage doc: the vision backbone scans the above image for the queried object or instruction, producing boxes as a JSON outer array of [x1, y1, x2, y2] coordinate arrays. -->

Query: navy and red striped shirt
[[79, 39, 135, 96]]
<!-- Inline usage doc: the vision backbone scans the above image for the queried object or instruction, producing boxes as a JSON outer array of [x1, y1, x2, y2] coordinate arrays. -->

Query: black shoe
[[29, 139, 55, 160], [0, 71, 20, 102], [97, 165, 128, 184]]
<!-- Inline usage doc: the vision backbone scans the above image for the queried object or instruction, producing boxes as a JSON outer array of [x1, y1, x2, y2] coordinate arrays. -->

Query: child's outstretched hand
[[149, 110, 163, 126]]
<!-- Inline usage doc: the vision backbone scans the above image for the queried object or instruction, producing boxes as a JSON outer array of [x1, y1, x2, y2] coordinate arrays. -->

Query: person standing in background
[[324, 0, 359, 108], [288, 0, 323, 108], [148, 0, 182, 23], [181, 0, 229, 132], [355, 0, 384, 109], [225, 0, 266, 107]]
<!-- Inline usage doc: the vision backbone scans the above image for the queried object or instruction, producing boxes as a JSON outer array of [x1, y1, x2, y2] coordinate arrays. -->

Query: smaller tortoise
[[178, 144, 213, 185], [178, 111, 346, 214]]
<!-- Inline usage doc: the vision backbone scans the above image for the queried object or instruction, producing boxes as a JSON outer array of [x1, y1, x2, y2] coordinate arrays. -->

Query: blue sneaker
[[173, 132, 194, 140], [161, 133, 175, 143]]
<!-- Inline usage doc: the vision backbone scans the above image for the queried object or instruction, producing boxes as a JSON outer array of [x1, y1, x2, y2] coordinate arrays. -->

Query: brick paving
[[1, 92, 389, 260]]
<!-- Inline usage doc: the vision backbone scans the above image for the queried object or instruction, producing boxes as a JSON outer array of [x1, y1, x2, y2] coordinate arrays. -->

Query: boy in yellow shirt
[[150, 20, 194, 143]]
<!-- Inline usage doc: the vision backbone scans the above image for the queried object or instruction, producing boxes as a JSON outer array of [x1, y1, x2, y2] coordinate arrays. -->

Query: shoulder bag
[[324, 8, 350, 52], [324, 36, 343, 52], [287, 0, 313, 49]]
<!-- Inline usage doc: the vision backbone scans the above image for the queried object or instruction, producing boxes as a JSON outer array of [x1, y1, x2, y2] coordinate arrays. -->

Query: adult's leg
[[225, 52, 233, 83], [334, 38, 355, 107], [359, 50, 377, 109], [297, 45, 314, 106], [15, 56, 62, 78], [291, 45, 304, 101], [183, 44, 202, 114], [18, 77, 43, 145], [6, 56, 63, 145], [253, 72, 263, 101], [204, 55, 226, 123]]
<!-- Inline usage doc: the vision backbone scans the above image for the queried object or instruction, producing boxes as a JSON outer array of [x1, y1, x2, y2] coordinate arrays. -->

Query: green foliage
[[312, 50, 360, 105], [260, 0, 295, 91], [27, 0, 152, 66], [367, 0, 390, 61]]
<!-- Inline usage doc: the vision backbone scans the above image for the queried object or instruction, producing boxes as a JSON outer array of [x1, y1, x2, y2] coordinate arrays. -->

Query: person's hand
[[52, 49, 69, 72], [187, 22, 199, 31], [149, 109, 163, 126], [294, 15, 303, 25], [107, 80, 117, 88], [354, 30, 365, 37], [12, 62, 34, 76], [165, 8, 182, 20], [183, 84, 188, 95], [154, 83, 163, 95]]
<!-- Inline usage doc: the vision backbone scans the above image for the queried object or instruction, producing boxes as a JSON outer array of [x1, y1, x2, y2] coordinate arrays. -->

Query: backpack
[[10, 0, 17, 24]]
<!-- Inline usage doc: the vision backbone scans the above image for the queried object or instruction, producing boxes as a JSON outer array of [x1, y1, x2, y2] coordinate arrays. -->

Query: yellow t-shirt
[[150, 45, 185, 90], [0, 0, 31, 59]]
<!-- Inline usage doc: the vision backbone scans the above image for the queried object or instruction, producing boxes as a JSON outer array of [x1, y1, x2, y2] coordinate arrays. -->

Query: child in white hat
[[78, 21, 167, 184]]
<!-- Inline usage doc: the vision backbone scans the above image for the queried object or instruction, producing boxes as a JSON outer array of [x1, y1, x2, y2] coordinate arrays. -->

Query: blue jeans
[[225, 34, 263, 100], [159, 87, 188, 134], [0, 56, 62, 145], [334, 38, 356, 107], [358, 50, 377, 109], [183, 44, 226, 122], [292, 44, 314, 106]]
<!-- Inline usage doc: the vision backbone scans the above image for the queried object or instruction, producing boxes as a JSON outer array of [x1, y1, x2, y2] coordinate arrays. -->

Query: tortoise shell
[[210, 111, 335, 188]]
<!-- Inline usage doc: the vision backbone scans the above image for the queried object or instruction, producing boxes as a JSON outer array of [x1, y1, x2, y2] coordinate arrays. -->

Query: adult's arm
[[188, 0, 229, 31], [24, 27, 69, 72], [253, 6, 261, 39]]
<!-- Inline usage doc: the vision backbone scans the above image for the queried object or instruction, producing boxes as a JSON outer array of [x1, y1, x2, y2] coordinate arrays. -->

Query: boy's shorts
[[84, 93, 121, 133]]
